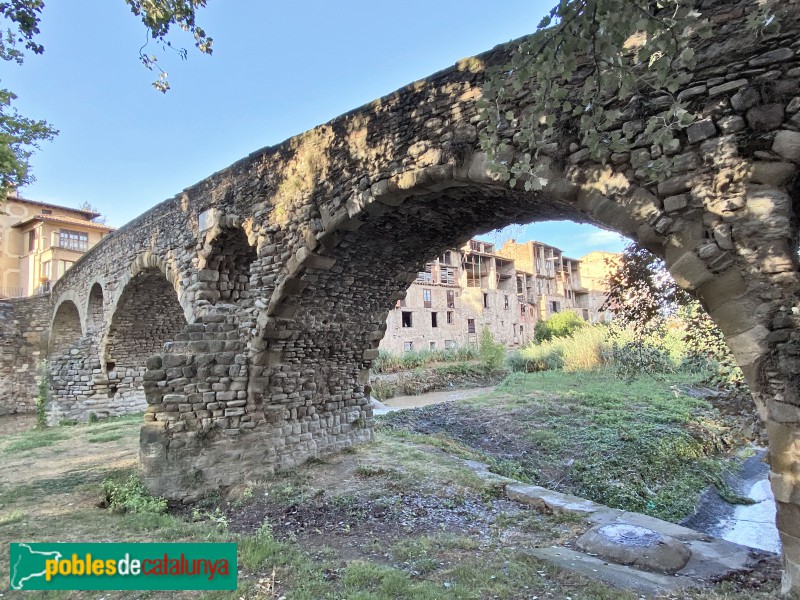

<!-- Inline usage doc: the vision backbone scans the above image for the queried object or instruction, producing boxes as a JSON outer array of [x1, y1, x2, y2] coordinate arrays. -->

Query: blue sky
[[6, 0, 627, 258]]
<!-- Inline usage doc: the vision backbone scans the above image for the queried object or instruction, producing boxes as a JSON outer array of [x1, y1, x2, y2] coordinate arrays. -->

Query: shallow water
[[373, 386, 494, 414], [683, 448, 780, 554], [716, 477, 780, 553]]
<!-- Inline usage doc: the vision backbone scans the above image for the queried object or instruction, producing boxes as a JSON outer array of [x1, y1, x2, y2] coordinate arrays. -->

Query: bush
[[478, 326, 505, 371], [534, 311, 586, 342], [101, 474, 167, 515], [609, 339, 675, 381], [512, 325, 609, 373]]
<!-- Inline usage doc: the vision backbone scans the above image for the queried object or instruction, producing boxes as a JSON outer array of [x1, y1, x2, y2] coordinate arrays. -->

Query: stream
[[682, 448, 780, 554]]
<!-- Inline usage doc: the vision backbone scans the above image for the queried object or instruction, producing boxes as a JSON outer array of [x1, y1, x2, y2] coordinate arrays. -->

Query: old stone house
[[379, 238, 617, 354]]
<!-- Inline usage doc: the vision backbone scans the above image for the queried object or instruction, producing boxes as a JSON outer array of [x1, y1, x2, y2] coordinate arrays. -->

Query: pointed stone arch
[[196, 216, 257, 305], [86, 281, 105, 335]]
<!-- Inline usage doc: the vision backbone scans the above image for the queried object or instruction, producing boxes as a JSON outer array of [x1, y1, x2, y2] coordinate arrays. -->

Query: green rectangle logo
[[10, 543, 237, 590]]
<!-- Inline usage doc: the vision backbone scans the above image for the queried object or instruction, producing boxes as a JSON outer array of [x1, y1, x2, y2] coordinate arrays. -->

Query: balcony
[[55, 241, 89, 252]]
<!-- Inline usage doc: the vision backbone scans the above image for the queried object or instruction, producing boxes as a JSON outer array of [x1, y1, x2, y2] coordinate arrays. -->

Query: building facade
[[0, 195, 114, 298], [380, 238, 617, 354]]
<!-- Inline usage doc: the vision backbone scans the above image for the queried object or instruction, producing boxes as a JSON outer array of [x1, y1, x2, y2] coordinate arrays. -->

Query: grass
[[2, 429, 69, 453], [385, 369, 736, 522], [491, 371, 735, 521], [0, 381, 781, 599]]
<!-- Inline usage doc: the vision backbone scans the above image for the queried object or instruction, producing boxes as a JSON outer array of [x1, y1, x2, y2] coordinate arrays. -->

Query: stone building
[[577, 251, 622, 323], [379, 238, 617, 354], [0, 194, 114, 298]]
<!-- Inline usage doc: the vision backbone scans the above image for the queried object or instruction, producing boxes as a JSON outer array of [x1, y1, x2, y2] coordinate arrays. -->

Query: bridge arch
[[196, 217, 257, 305], [102, 254, 189, 409], [49, 297, 84, 357]]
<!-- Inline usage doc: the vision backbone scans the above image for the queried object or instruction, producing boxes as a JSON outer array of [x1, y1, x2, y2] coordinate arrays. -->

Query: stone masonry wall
[[0, 295, 51, 414]]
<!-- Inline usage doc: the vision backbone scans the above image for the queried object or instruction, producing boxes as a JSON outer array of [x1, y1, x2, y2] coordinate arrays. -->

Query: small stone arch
[[49, 297, 84, 357], [197, 217, 257, 305], [86, 281, 105, 335]]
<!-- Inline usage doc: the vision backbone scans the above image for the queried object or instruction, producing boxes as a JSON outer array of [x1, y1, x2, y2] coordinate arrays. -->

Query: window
[[483, 293, 488, 308], [430, 341, 436, 350], [440, 267, 455, 285], [404, 341, 413, 352], [59, 229, 89, 252], [551, 301, 560, 314], [467, 319, 476, 334], [447, 311, 453, 324], [520, 325, 524, 334], [504, 295, 509, 309], [431, 312, 438, 328], [423, 288, 432, 308], [402, 311, 413, 328], [445, 339, 456, 349], [42, 261, 51, 280], [58, 260, 74, 277], [440, 251, 452, 265], [28, 230, 36, 252], [520, 304, 525, 316], [447, 290, 455, 308]]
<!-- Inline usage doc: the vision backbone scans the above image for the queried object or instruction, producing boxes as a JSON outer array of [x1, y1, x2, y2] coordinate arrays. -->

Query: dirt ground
[[0, 407, 786, 599]]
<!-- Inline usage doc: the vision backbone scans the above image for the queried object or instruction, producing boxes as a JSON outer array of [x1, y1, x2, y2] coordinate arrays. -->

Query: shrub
[[609, 339, 675, 381], [370, 379, 396, 401], [101, 474, 167, 515], [534, 311, 586, 342], [560, 325, 609, 372]]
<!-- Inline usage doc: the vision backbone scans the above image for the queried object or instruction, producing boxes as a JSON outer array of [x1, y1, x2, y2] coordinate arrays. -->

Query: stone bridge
[[2, 0, 800, 592]]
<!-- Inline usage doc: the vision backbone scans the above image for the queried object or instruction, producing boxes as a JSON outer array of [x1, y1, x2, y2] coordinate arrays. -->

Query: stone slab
[[525, 546, 696, 596], [506, 483, 605, 515]]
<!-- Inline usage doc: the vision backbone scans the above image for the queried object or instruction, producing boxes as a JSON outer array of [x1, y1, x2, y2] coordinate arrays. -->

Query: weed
[[101, 474, 167, 515], [35, 363, 49, 429], [355, 464, 390, 477], [372, 346, 479, 374]]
